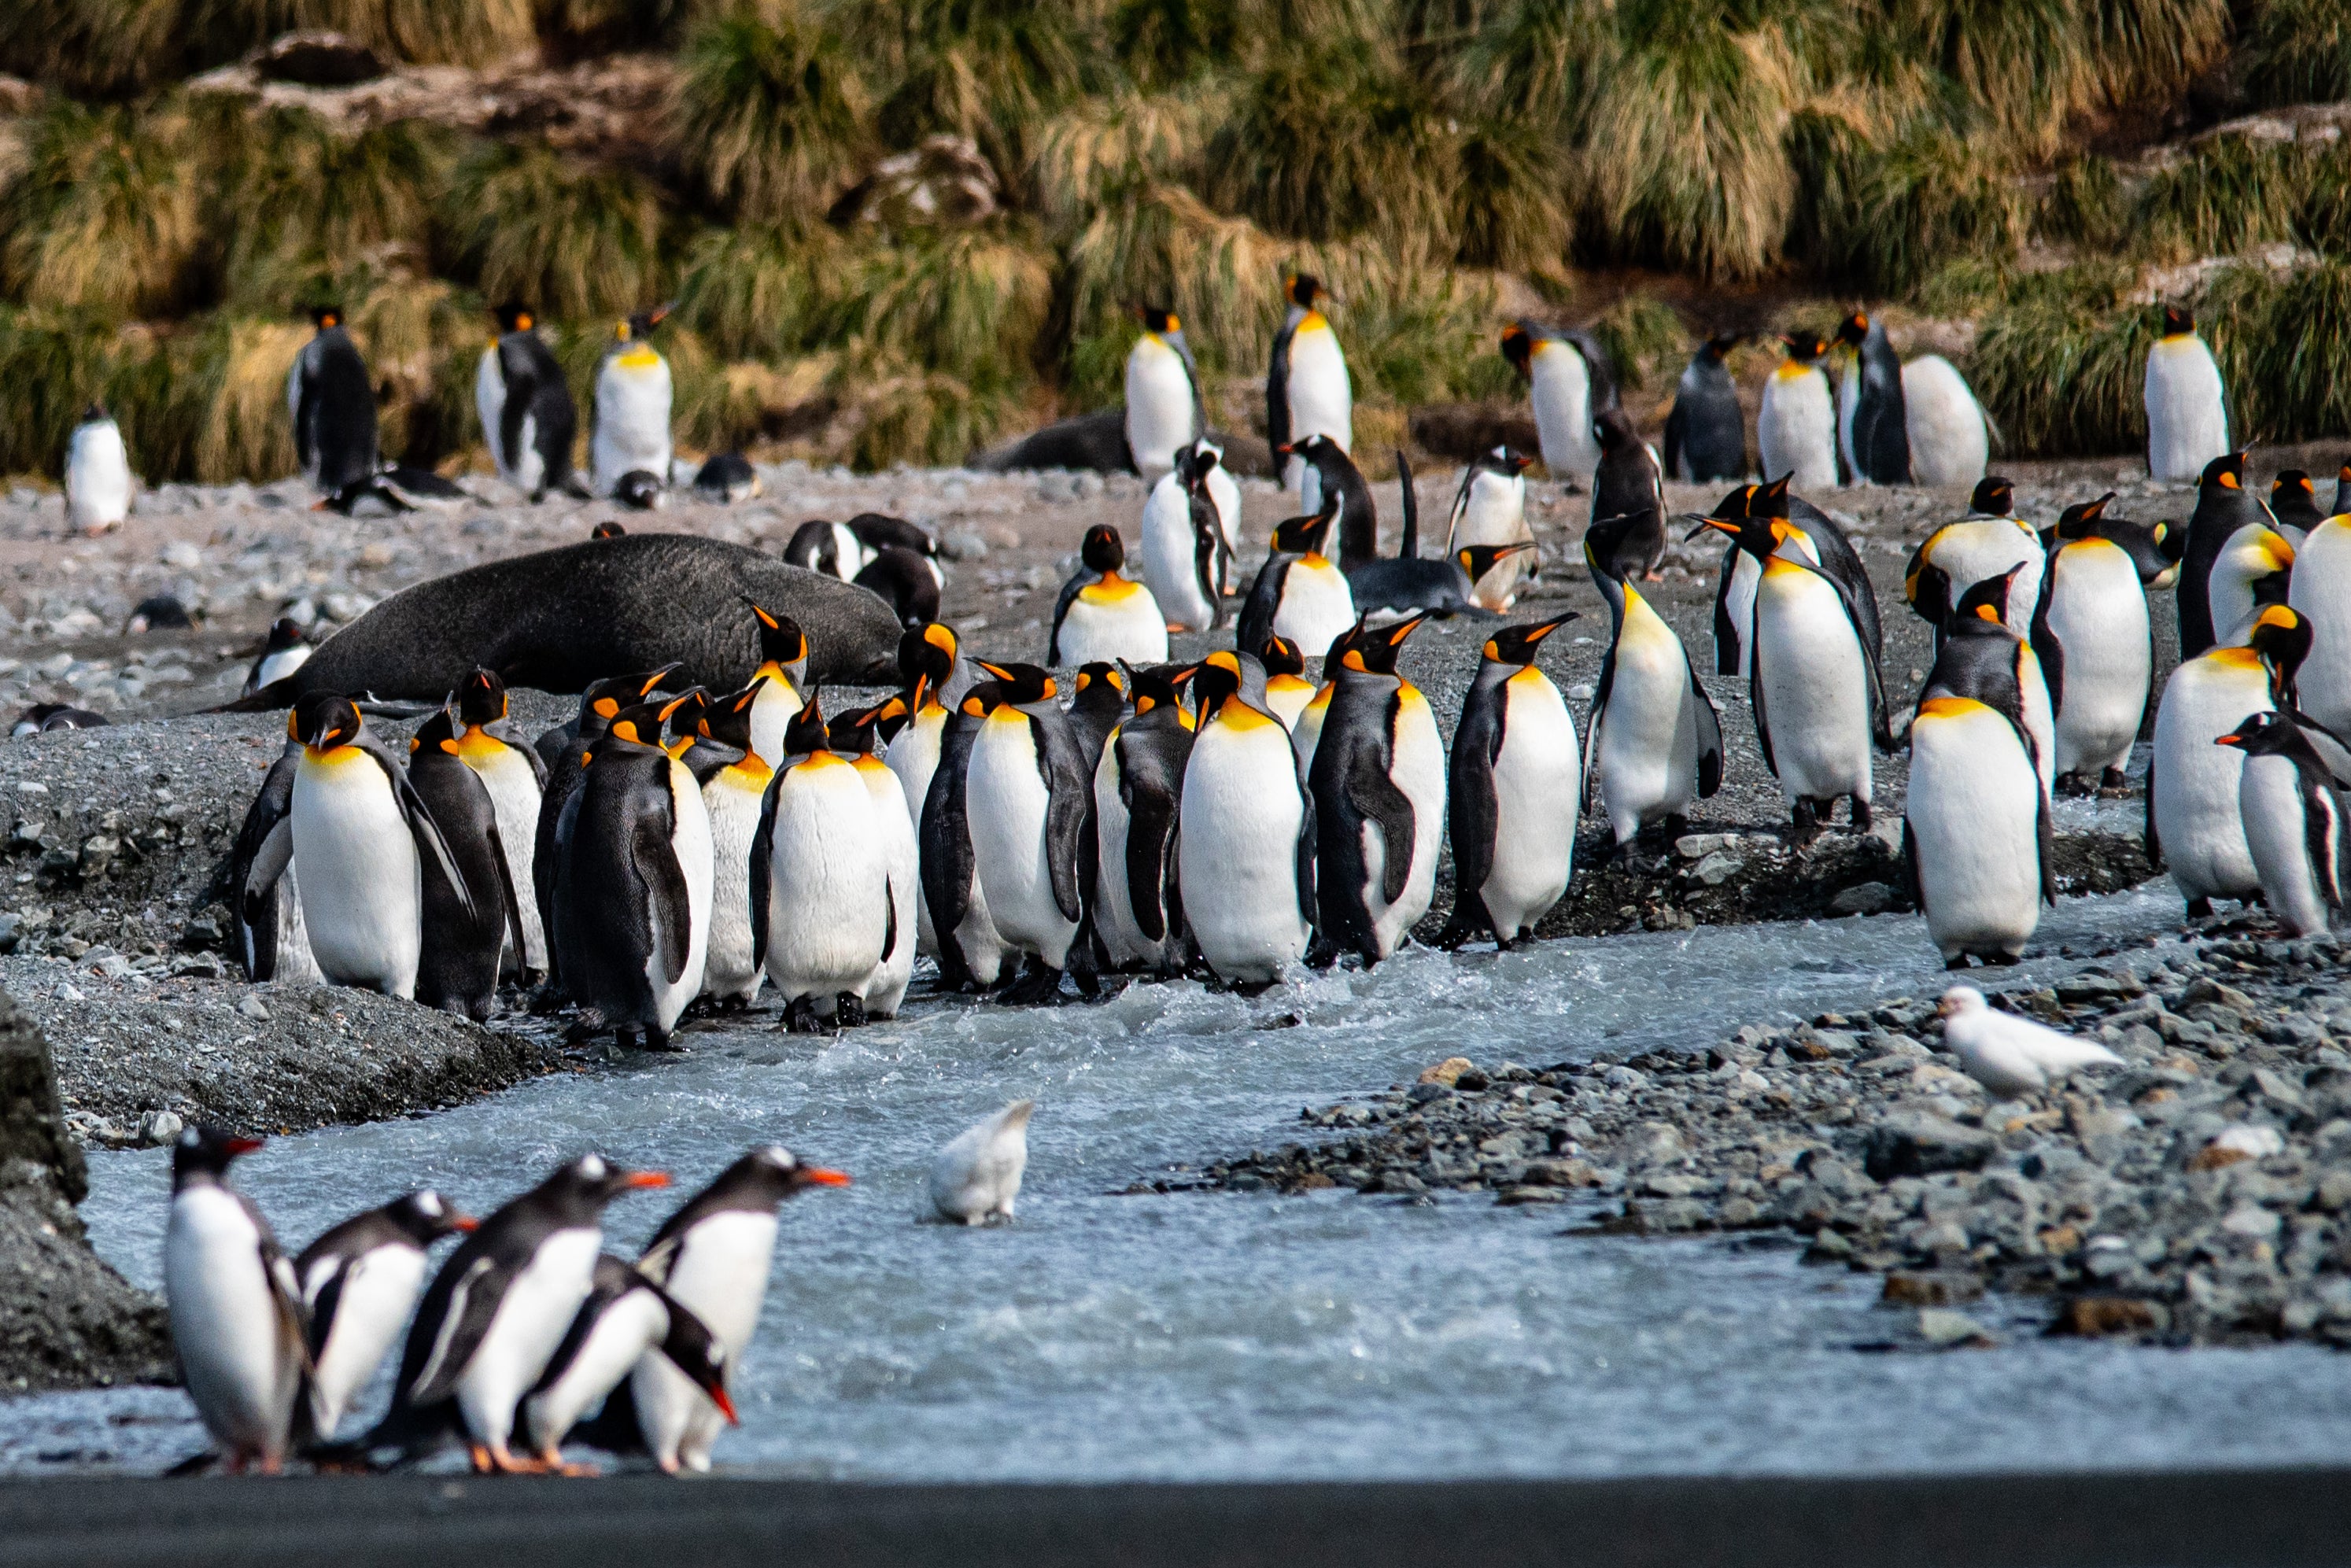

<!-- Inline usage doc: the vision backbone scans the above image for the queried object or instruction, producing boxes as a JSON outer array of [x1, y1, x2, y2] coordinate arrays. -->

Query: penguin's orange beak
[[710, 1387, 740, 1425], [625, 1171, 672, 1190], [451, 1214, 481, 1233], [799, 1168, 852, 1188], [223, 1136, 265, 1157]]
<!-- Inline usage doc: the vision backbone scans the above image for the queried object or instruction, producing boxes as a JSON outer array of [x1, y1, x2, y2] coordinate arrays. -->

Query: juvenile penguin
[[1758, 333, 1840, 493], [1588, 409, 1666, 581], [1917, 570, 2056, 802], [65, 402, 132, 534], [1259, 635, 1317, 729], [2146, 304, 2229, 483], [1585, 515, 1723, 849], [1905, 477, 2044, 641], [965, 662, 1096, 1003], [1902, 352, 1991, 489], [2216, 710, 2347, 938], [2271, 470, 2325, 544], [918, 680, 1013, 991], [2290, 509, 2351, 737], [448, 669, 548, 984], [1179, 651, 1316, 984], [1268, 275, 1353, 499], [288, 305, 379, 501], [932, 1101, 1034, 1225], [244, 618, 312, 697], [1833, 311, 1910, 485], [783, 518, 874, 581], [1049, 524, 1168, 667], [1500, 322, 1616, 483], [590, 306, 674, 500], [227, 743, 323, 986], [1140, 445, 1229, 633], [747, 698, 893, 1030], [1308, 614, 1445, 966], [2035, 493, 2159, 792], [1093, 664, 1194, 975], [743, 600, 810, 765], [406, 709, 525, 1020], [475, 304, 580, 502], [1125, 305, 1202, 475], [521, 1254, 734, 1474], [296, 1190, 475, 1440], [855, 545, 943, 630], [1282, 432, 1379, 570], [1663, 335, 1746, 484], [164, 1127, 308, 1474], [2149, 607, 2300, 917], [829, 699, 920, 1020], [1904, 695, 2051, 967], [1235, 496, 1356, 658], [1441, 614, 1581, 949], [1444, 447, 1535, 610], [690, 678, 772, 1008]]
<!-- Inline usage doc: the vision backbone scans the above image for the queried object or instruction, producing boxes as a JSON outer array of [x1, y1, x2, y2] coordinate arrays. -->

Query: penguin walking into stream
[[965, 662, 1097, 1003], [65, 402, 132, 534], [2034, 493, 2167, 793], [1759, 333, 1840, 493], [919, 679, 1013, 992], [406, 710, 526, 1020], [520, 1254, 734, 1474], [688, 678, 771, 1009], [1094, 663, 1194, 975], [1500, 323, 1615, 484], [1050, 525, 1167, 667], [829, 700, 920, 1020], [591, 305, 674, 500], [1917, 569, 2056, 803], [164, 1127, 308, 1474], [1589, 409, 1666, 582], [1906, 477, 2044, 644], [884, 625, 965, 959], [1904, 692, 2052, 968], [1268, 275, 1353, 503], [1585, 515, 1723, 850], [1441, 614, 1581, 950], [1179, 651, 1316, 985], [2150, 606, 2307, 917], [1141, 444, 1230, 633], [1309, 615, 1445, 967], [476, 304, 581, 502], [1346, 452, 1531, 620], [1834, 311, 1910, 485], [743, 601, 810, 766], [2216, 710, 2348, 938], [1236, 493, 1356, 658], [448, 669, 548, 985], [1260, 634, 1317, 729], [753, 697, 895, 1030], [296, 1191, 476, 1440], [1125, 305, 1202, 476], [1663, 335, 1746, 484], [2146, 304, 2229, 483], [288, 305, 379, 504], [1445, 447, 1535, 611]]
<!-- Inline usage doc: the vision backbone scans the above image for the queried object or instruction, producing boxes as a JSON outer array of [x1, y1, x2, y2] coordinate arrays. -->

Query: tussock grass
[[833, 227, 1053, 389], [205, 106, 450, 306], [0, 0, 183, 98], [1964, 265, 2152, 456], [1109, 0, 1240, 87], [672, 6, 873, 223], [2132, 136, 2314, 262], [2032, 154, 2127, 249], [191, 0, 536, 67], [1588, 293, 1685, 393], [0, 308, 127, 476], [2207, 259, 2351, 444], [0, 102, 200, 319], [1341, 267, 1498, 408], [857, 0, 1100, 171], [1451, 118, 1571, 272], [673, 222, 847, 360], [1024, 87, 1220, 234], [437, 141, 670, 322], [1061, 181, 1292, 390], [2246, 0, 2351, 105], [1805, 122, 2022, 294]]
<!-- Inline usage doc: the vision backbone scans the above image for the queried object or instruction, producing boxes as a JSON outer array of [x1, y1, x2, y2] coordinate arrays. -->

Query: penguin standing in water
[[965, 662, 1097, 1004], [2179, 452, 2279, 657], [2216, 710, 2347, 938], [742, 601, 810, 765], [1445, 447, 1535, 611], [1833, 312, 1910, 485], [1663, 336, 1746, 484], [2146, 304, 2229, 483], [1268, 275, 1353, 501], [476, 304, 581, 502], [829, 702, 919, 1020], [1588, 409, 1666, 582], [2035, 493, 2168, 793], [1049, 525, 1168, 667], [1905, 477, 2044, 643], [1235, 493, 1357, 657], [2271, 470, 2325, 543], [520, 1254, 734, 1474], [296, 1190, 476, 1440], [2149, 606, 2305, 917], [1093, 663, 1194, 975], [1689, 475, 1877, 681], [1500, 322, 1615, 484], [1125, 305, 1202, 476], [1904, 693, 2052, 967], [1259, 634, 1317, 728], [1282, 433, 1379, 570], [288, 305, 380, 503], [1441, 614, 1581, 950], [590, 305, 674, 500], [1140, 444, 1230, 633], [245, 618, 312, 698], [1585, 515, 1723, 850], [1758, 334, 1840, 493], [227, 743, 323, 986], [1917, 569, 2056, 809], [883, 625, 964, 957], [1179, 651, 1316, 984], [65, 402, 132, 534], [752, 698, 895, 1031], [688, 678, 770, 1009], [406, 710, 525, 1020], [448, 669, 548, 984], [1309, 614, 1445, 966], [164, 1127, 308, 1474], [919, 680, 1013, 992]]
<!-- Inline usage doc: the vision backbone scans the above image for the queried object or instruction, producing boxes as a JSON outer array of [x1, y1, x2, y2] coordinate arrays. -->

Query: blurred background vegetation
[[2, 0, 2349, 480]]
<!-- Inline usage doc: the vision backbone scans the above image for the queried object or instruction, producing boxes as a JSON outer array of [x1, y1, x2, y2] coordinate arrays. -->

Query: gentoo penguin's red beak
[[710, 1388, 741, 1425], [1273, 442, 1294, 456], [799, 1168, 852, 1187], [223, 1136, 265, 1157], [451, 1214, 481, 1233], [625, 1171, 672, 1189]]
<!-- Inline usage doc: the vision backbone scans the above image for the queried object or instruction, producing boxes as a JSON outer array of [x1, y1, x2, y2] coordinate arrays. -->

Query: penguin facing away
[[164, 1127, 310, 1474], [475, 303, 581, 502], [688, 677, 771, 1009], [1585, 515, 1724, 849], [1093, 662, 1194, 975], [288, 304, 379, 501], [1125, 304, 1203, 475], [1179, 650, 1316, 985], [2146, 304, 2229, 483], [964, 661, 1098, 1003], [1281, 432, 1379, 571], [591, 305, 675, 499], [1904, 480, 2044, 644], [1588, 408, 1666, 582], [226, 741, 324, 987], [2033, 493, 2158, 793], [1500, 322, 1617, 482], [1268, 274, 1353, 498], [2216, 710, 2347, 938], [296, 1190, 476, 1441], [1917, 568, 2057, 804], [743, 600, 810, 766], [406, 709, 526, 1020], [1308, 614, 1445, 966], [1065, 661, 1128, 775], [1663, 335, 1746, 484], [1049, 524, 1168, 667], [1445, 446, 1536, 611], [1140, 443, 1230, 633], [918, 678, 1013, 991], [1759, 333, 1840, 493], [855, 545, 943, 630], [521, 1253, 735, 1475], [1901, 352, 1991, 489], [65, 402, 133, 534], [531, 662, 685, 986], [692, 453, 762, 504], [932, 1101, 1035, 1226], [1834, 311, 1910, 485], [1441, 614, 1581, 950], [1903, 694, 2052, 968]]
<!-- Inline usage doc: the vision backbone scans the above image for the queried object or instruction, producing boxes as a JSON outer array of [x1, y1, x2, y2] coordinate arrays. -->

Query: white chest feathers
[[931, 1100, 1035, 1224]]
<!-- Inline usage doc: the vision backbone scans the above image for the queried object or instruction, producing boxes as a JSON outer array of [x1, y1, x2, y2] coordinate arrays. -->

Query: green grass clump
[[1339, 267, 1498, 408], [1806, 121, 2022, 295], [1450, 117, 1571, 273], [673, 222, 847, 360], [0, 102, 200, 319], [1963, 264, 2154, 456], [0, 0, 183, 98], [856, 0, 1100, 172], [437, 141, 671, 322], [1023, 87, 1220, 234], [2206, 258, 2351, 444], [1108, 0, 1239, 87], [1587, 293, 1685, 393], [2245, 0, 2351, 105], [191, 0, 536, 67], [2131, 136, 2314, 262], [672, 6, 873, 223], [205, 106, 451, 306], [0, 308, 129, 475], [832, 227, 1053, 389]]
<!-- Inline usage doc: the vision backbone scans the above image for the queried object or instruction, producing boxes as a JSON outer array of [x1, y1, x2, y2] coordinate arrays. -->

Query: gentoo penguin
[[1440, 614, 1580, 949], [752, 696, 893, 1031], [296, 1190, 475, 1440], [613, 469, 666, 511], [919, 679, 1013, 991], [227, 743, 324, 986], [1141, 444, 1230, 633], [1445, 447, 1535, 610], [1125, 304, 1202, 475], [364, 1154, 670, 1473], [475, 303, 580, 502], [2145, 304, 2229, 483], [1917, 570, 2055, 802], [1049, 524, 1168, 666], [1663, 335, 1746, 484], [1179, 651, 1316, 984], [1065, 661, 1127, 773], [531, 664, 685, 981], [164, 1127, 308, 1474], [1905, 477, 2045, 641], [2034, 493, 2161, 793], [2270, 470, 2324, 544], [1903, 695, 2052, 967], [1308, 614, 1444, 966], [1235, 496, 1356, 657], [406, 710, 525, 1020], [1281, 433, 1379, 570], [1588, 409, 1666, 581], [1268, 274, 1353, 500], [1347, 451, 1531, 618], [1758, 333, 1840, 493], [854, 545, 943, 630], [932, 1101, 1034, 1225], [1259, 634, 1316, 728], [784, 518, 875, 581], [1585, 515, 1723, 849], [2178, 452, 2283, 657], [2290, 510, 2351, 736], [126, 594, 194, 633], [1500, 321, 1616, 483], [829, 701, 919, 1019], [521, 1254, 733, 1474], [965, 661, 1096, 1003], [448, 669, 548, 984], [590, 305, 674, 499], [288, 304, 379, 501], [245, 619, 312, 698], [692, 452, 761, 504], [2216, 710, 2346, 937], [552, 694, 714, 1048], [9, 703, 108, 736], [1833, 312, 1910, 485], [2149, 607, 2301, 917], [1093, 663, 1193, 974], [744, 600, 810, 765], [689, 678, 770, 1009], [65, 402, 132, 534], [1689, 475, 1878, 679], [1702, 511, 1892, 841]]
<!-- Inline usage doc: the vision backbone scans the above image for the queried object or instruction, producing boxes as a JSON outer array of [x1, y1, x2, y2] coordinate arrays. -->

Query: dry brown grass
[[436, 140, 671, 322], [670, 5, 874, 223], [1, 101, 201, 319]]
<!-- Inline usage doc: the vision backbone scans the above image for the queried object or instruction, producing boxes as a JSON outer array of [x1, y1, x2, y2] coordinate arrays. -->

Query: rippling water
[[13, 873, 2351, 1479]]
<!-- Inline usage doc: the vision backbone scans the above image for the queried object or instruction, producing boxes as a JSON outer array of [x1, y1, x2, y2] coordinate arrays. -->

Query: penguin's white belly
[[762, 759, 888, 1004], [1901, 356, 1988, 488], [2290, 518, 2351, 737], [1124, 344, 1196, 474], [292, 756, 423, 998], [1596, 624, 1700, 842], [700, 770, 769, 1005], [474, 350, 506, 478], [461, 743, 546, 976], [884, 714, 947, 955], [2152, 658, 2268, 903], [2241, 754, 2336, 937], [2146, 337, 2228, 482], [2018, 647, 2057, 800], [1179, 718, 1309, 980], [1528, 348, 1596, 479], [592, 360, 674, 494], [2047, 544, 2151, 777], [255, 646, 312, 690], [1057, 582, 1168, 666], [66, 422, 132, 530], [1925, 522, 2043, 627], [1283, 325, 1353, 477], [858, 762, 918, 1016], [1360, 689, 1445, 958], [306, 1244, 427, 1438], [1719, 549, 1759, 677], [1755, 576, 1873, 805], [647, 763, 714, 1031], [1450, 473, 1533, 609], [269, 867, 325, 985], [1836, 362, 1860, 478], [747, 677, 804, 768], [637, 1210, 778, 1472], [452, 1226, 600, 1448], [1142, 478, 1216, 631], [1759, 371, 1839, 493], [166, 1189, 298, 1461], [1483, 674, 1578, 936], [1907, 710, 2042, 961], [1205, 462, 1242, 560], [968, 720, 1078, 966], [1271, 558, 1356, 654], [526, 1287, 668, 1456]]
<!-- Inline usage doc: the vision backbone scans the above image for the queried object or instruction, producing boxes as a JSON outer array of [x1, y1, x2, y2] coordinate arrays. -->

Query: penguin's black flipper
[[1032, 711, 1093, 925], [1685, 647, 1725, 799], [1266, 321, 1297, 459], [1445, 713, 1500, 937], [1345, 737, 1416, 906], [1748, 636, 1779, 780], [364, 738, 478, 926], [496, 344, 540, 478], [402, 1252, 525, 1410], [1123, 754, 1176, 944], [920, 715, 980, 941], [628, 786, 691, 986], [1046, 571, 1087, 666], [746, 769, 777, 969], [1900, 817, 1922, 909], [2143, 757, 2163, 869], [229, 744, 300, 981], [1710, 544, 1743, 675], [1235, 556, 1291, 662], [2029, 566, 2065, 714], [2301, 772, 2345, 910], [485, 818, 529, 973], [2036, 778, 2057, 907], [1293, 773, 1319, 935], [305, 1255, 349, 1366], [1663, 399, 1686, 485]]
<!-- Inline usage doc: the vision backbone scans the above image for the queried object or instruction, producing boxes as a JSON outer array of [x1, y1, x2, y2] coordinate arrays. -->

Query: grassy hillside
[[2, 0, 2349, 483]]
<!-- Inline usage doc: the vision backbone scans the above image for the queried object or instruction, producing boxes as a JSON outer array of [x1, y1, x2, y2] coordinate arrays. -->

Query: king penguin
[[918, 676, 1013, 992], [829, 699, 920, 1019], [2146, 304, 2229, 483], [1093, 662, 1195, 975], [2179, 452, 2278, 658], [1049, 524, 1168, 667], [965, 661, 1097, 1003], [1500, 322, 1616, 484], [1759, 333, 1840, 493], [1445, 446, 1535, 611], [688, 677, 771, 1009], [1065, 661, 1128, 775], [2270, 470, 2325, 544], [532, 664, 684, 987], [288, 304, 380, 503], [1687, 475, 1877, 680], [1585, 515, 1723, 850], [1833, 312, 1910, 485], [1140, 443, 1230, 633], [2033, 493, 2163, 793], [743, 600, 810, 765], [65, 402, 132, 534], [2149, 606, 2305, 917], [1904, 693, 2052, 967], [164, 1127, 308, 1474], [1268, 274, 1353, 500], [1441, 614, 1581, 949], [296, 1190, 475, 1441], [1663, 335, 1746, 484], [751, 697, 894, 1031], [590, 305, 674, 500], [1589, 408, 1666, 581], [2290, 507, 2351, 738], [1179, 651, 1316, 985], [1308, 614, 1445, 966], [1259, 634, 1317, 729], [1905, 477, 2043, 643], [226, 735, 323, 988], [448, 668, 549, 984], [476, 303, 581, 502], [2216, 710, 2347, 937], [406, 708, 525, 1020], [1235, 493, 1356, 657], [1125, 305, 1202, 476], [883, 625, 965, 957], [1917, 569, 2056, 803]]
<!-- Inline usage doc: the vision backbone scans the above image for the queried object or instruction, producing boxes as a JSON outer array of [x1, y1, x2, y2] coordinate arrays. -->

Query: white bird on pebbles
[[1937, 986, 2124, 1099], [930, 1100, 1033, 1226]]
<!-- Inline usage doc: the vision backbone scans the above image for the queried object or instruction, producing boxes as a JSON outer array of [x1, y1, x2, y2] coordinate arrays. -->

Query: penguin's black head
[[494, 302, 537, 334], [1258, 635, 1305, 680], [1499, 323, 1534, 378], [540, 1153, 670, 1216], [746, 601, 810, 670], [1270, 507, 1334, 556], [1748, 472, 1793, 521], [308, 304, 344, 331], [2213, 710, 2288, 755], [615, 470, 666, 511], [1778, 332, 1829, 363], [411, 707, 460, 756], [458, 667, 507, 726], [603, 700, 670, 748], [2161, 304, 2195, 338], [1951, 566, 2024, 633], [1137, 304, 1180, 336], [655, 1297, 740, 1426], [292, 692, 362, 754], [721, 1145, 854, 1205], [1336, 613, 1425, 676], [866, 692, 914, 744], [1492, 445, 1532, 475], [1590, 408, 1637, 452], [1072, 662, 1126, 707], [2249, 604, 2313, 695], [1689, 511, 1780, 564], [1457, 542, 1534, 585], [81, 400, 108, 423], [1703, 333, 1742, 359], [784, 691, 832, 757], [958, 681, 1006, 720], [1080, 524, 1127, 576], [826, 700, 884, 755], [1190, 649, 1262, 717], [172, 1125, 264, 1187], [1969, 476, 2015, 517], [264, 617, 306, 651], [1126, 662, 1190, 718], [2201, 451, 2246, 492], [2340, 460, 2350, 491], [617, 303, 674, 342], [699, 677, 764, 751], [974, 660, 1055, 705], [1683, 481, 1760, 541], [899, 621, 958, 703], [386, 1190, 478, 1245], [582, 662, 686, 728], [591, 520, 626, 540], [1835, 312, 1869, 347], [658, 687, 709, 747], [2275, 470, 2316, 506], [1286, 274, 1324, 309], [1483, 611, 1578, 666], [2054, 493, 2116, 537]]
